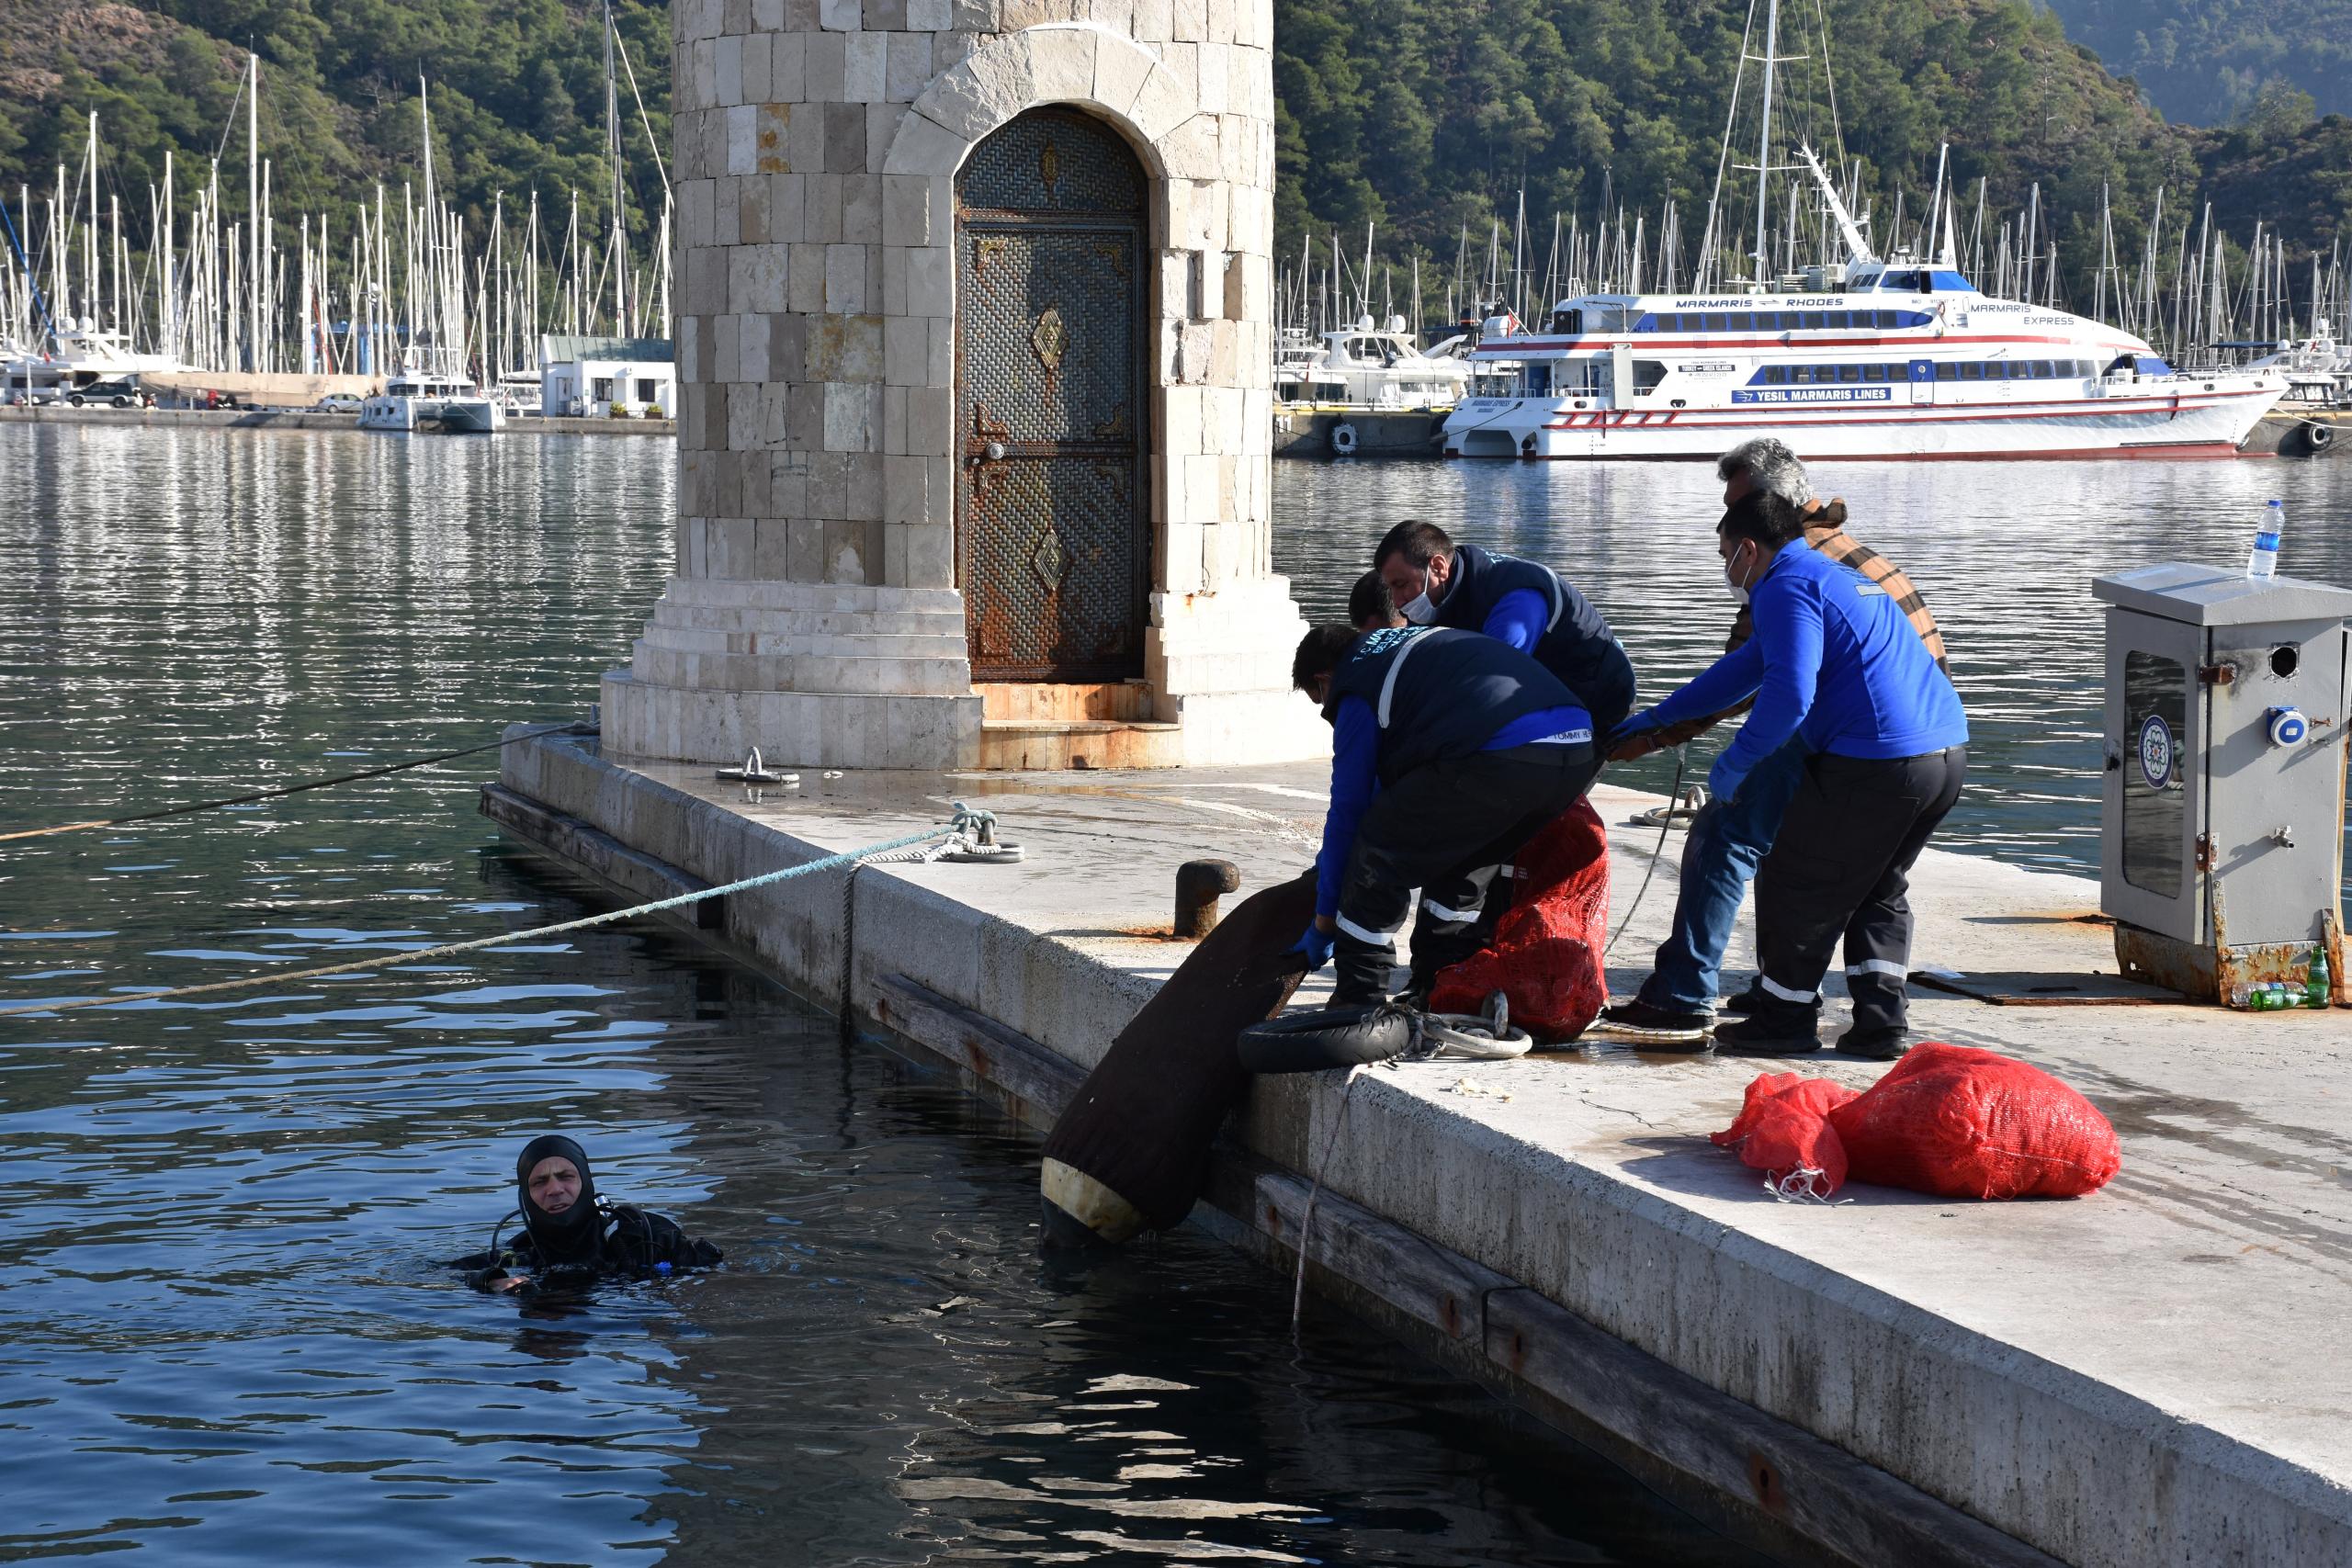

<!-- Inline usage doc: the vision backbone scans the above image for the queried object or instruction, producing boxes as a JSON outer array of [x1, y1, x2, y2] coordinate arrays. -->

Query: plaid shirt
[[1633, 500, 1949, 752]]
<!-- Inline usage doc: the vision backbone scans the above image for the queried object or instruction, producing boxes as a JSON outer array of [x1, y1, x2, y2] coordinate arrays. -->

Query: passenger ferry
[[1442, 163, 2286, 461]]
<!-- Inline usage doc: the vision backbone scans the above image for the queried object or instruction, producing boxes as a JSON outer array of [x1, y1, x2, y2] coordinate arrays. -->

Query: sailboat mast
[[246, 50, 259, 371], [1750, 0, 1780, 282]]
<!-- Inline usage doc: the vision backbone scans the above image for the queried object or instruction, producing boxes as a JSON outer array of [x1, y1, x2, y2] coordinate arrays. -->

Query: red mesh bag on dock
[[1712, 1073, 1860, 1198], [1428, 799, 1611, 1039], [1826, 1043, 2121, 1200]]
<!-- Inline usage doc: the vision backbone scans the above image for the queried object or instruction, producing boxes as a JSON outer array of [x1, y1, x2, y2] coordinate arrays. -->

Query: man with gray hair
[[1718, 437, 1815, 508], [1599, 442, 1951, 1057]]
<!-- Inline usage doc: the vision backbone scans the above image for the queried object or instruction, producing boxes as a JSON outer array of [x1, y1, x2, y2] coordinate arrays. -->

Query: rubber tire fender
[[1237, 1005, 1410, 1074], [2305, 421, 2334, 454], [1329, 421, 1359, 457]]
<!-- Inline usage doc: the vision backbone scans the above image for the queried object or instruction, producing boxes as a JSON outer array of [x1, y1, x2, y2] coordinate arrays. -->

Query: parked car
[[67, 380, 151, 409], [316, 393, 362, 413]]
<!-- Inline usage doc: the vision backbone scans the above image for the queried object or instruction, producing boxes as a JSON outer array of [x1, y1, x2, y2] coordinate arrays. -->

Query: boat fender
[[2304, 422, 2334, 455], [1237, 1004, 1413, 1074], [1329, 421, 1359, 457]]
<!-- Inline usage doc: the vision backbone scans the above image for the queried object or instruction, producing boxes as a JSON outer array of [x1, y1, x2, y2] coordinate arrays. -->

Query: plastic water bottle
[[2246, 500, 2284, 580]]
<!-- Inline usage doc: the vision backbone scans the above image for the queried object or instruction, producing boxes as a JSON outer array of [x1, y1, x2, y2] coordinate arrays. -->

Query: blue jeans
[[1635, 739, 1811, 1014]]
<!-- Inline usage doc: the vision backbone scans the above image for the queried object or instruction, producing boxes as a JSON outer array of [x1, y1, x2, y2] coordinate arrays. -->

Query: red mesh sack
[[1826, 1042, 2121, 1200], [1712, 1073, 1860, 1199], [1428, 799, 1610, 1037]]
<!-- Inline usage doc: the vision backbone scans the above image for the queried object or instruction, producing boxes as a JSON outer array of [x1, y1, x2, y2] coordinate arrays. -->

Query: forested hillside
[[2, 0, 2344, 316], [2042, 0, 2352, 126], [1272, 0, 2212, 293]]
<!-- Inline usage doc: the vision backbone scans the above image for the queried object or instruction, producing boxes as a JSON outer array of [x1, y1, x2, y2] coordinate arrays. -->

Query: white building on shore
[[537, 335, 674, 418]]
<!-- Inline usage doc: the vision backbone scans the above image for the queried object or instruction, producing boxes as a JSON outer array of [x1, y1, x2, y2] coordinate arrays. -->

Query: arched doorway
[[955, 108, 1149, 682]]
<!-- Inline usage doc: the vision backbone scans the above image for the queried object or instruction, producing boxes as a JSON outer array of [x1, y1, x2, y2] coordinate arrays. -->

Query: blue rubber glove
[[1292, 923, 1336, 973]]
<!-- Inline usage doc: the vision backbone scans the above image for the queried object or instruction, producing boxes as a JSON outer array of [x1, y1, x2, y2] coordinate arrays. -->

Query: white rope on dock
[[0, 805, 1003, 1021]]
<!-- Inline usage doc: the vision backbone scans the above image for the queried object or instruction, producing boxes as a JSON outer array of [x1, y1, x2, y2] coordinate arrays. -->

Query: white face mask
[[1399, 588, 1437, 625], [1724, 542, 1755, 604]]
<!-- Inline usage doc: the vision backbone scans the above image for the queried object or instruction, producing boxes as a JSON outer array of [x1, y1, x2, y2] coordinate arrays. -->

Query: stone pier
[[608, 0, 1312, 770], [488, 730, 2352, 1568]]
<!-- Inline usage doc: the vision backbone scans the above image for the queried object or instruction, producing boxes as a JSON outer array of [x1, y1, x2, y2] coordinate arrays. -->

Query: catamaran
[[358, 350, 506, 433]]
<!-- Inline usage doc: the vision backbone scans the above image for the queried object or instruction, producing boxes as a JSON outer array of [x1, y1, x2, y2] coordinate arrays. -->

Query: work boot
[[1712, 1009, 1822, 1056], [1837, 1024, 1911, 1062], [1720, 979, 1767, 1016], [1330, 937, 1396, 1009]]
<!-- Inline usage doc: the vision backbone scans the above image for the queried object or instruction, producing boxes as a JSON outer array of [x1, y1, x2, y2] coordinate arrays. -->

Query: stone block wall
[[605, 0, 1315, 768]]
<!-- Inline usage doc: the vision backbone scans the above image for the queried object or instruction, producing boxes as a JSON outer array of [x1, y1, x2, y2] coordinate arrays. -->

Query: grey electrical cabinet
[[2095, 562, 2352, 1001]]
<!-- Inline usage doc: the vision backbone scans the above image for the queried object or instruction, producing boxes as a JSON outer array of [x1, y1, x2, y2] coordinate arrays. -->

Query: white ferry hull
[[1443, 378, 2284, 460]]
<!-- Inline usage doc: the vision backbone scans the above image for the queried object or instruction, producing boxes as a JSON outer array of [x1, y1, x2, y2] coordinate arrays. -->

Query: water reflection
[[0, 425, 1757, 1564], [1275, 455, 2352, 874]]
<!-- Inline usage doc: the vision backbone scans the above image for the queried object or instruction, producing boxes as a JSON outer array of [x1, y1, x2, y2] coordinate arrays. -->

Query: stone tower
[[605, 0, 1313, 770]]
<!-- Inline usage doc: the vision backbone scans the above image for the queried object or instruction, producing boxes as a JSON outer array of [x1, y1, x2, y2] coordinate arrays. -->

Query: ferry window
[[2031, 360, 2053, 378], [1763, 367, 1787, 385], [1702, 313, 1725, 331], [1727, 312, 1752, 331], [1838, 365, 1860, 383], [1654, 313, 1677, 332], [1791, 366, 1815, 384], [1959, 363, 1982, 380], [1874, 310, 1898, 329], [1935, 363, 1957, 380], [1823, 310, 1848, 330], [1631, 359, 1669, 392]]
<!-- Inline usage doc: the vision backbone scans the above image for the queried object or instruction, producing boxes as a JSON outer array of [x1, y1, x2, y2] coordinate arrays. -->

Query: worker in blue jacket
[[1616, 489, 1968, 1057], [1373, 520, 1637, 737], [1289, 623, 1600, 1007]]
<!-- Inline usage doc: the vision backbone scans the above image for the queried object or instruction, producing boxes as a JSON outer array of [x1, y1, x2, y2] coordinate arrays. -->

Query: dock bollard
[[1174, 859, 1241, 939]]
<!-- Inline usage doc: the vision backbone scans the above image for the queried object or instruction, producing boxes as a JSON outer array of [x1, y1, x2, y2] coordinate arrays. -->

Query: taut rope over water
[[0, 806, 1005, 1020], [0, 721, 596, 844]]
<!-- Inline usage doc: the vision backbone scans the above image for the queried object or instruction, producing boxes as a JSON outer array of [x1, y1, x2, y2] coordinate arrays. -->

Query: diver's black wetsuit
[[452, 1134, 722, 1294]]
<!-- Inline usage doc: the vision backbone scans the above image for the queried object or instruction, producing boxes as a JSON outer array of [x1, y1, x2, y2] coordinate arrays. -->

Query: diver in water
[[454, 1134, 723, 1294]]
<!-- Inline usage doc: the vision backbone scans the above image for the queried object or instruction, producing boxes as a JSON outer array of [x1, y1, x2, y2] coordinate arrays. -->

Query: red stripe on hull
[[1475, 443, 2251, 463]]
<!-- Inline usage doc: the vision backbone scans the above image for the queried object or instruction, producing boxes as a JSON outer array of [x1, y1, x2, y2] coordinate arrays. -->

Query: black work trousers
[[1752, 746, 1967, 1032], [1331, 742, 1600, 1006]]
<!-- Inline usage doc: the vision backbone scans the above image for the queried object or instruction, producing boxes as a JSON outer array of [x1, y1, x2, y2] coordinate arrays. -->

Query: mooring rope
[[1602, 745, 1690, 960], [0, 807, 1000, 1021], [1290, 1062, 1368, 1339], [0, 721, 595, 845]]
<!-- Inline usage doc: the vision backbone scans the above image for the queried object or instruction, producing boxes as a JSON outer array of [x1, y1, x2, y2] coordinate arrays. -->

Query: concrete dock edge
[[488, 726, 2352, 1568]]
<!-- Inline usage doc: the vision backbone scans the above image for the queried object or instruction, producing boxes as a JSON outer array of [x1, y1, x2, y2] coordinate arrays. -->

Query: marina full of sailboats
[[1, 7, 669, 432]]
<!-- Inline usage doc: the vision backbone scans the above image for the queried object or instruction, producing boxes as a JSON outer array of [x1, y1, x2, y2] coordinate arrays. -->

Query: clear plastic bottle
[[2247, 500, 2284, 580]]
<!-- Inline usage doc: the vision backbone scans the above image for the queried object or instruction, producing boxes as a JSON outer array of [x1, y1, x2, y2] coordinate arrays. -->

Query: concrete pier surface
[[490, 728, 2350, 1568]]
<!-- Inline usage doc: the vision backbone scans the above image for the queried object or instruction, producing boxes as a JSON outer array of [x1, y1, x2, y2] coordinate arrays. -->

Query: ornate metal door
[[956, 109, 1148, 682]]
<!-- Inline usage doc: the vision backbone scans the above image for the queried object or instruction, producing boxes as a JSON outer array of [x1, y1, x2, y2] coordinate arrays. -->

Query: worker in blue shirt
[[1372, 520, 1637, 737], [1616, 489, 1967, 1056], [1289, 623, 1601, 1007]]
